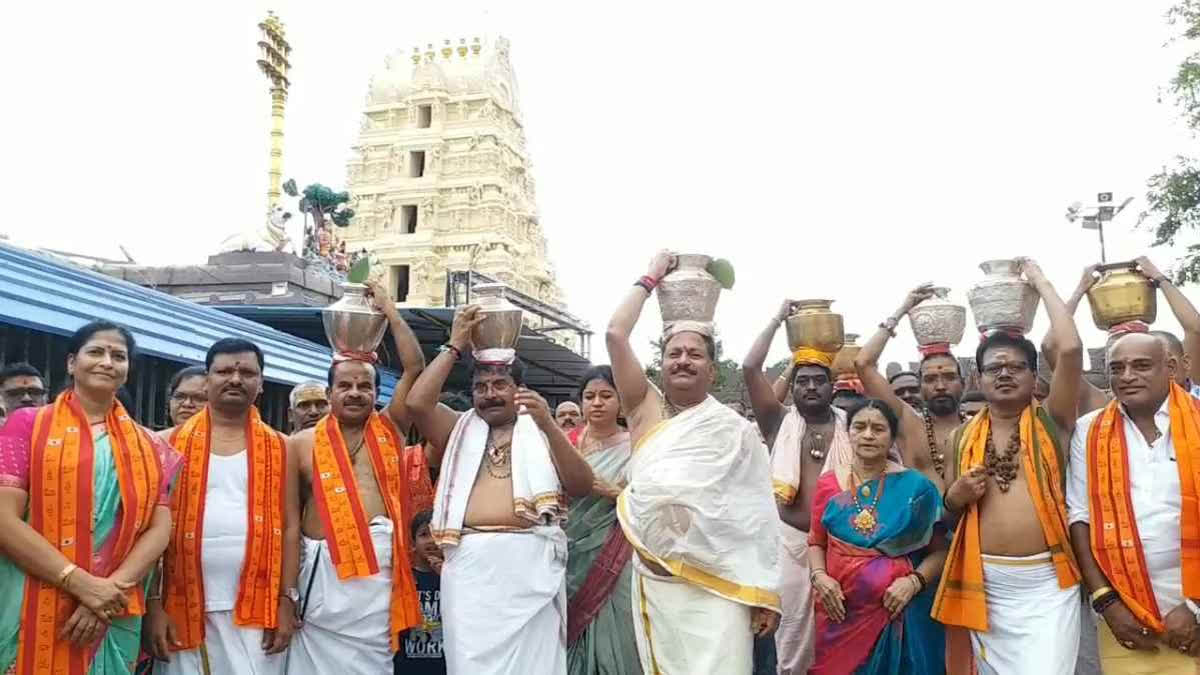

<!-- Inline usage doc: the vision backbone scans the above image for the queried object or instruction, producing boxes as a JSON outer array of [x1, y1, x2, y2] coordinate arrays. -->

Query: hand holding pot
[[1134, 256, 1169, 284]]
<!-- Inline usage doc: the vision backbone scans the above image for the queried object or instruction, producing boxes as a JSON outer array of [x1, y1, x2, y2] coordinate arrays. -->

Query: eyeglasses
[[981, 362, 1030, 378], [170, 393, 207, 405]]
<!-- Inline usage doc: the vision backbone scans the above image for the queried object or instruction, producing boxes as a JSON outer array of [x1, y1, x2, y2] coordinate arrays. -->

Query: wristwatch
[[280, 587, 300, 604]]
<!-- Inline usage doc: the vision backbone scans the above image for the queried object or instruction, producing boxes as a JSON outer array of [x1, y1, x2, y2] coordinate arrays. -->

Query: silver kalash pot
[[656, 254, 722, 325], [967, 259, 1040, 334], [908, 287, 967, 346], [469, 283, 523, 353], [322, 283, 388, 354]]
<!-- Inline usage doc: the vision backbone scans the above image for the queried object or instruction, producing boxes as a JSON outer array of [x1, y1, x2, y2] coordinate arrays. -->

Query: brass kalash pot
[[322, 283, 389, 354], [468, 283, 524, 355], [1086, 262, 1157, 330], [831, 333, 861, 378], [785, 300, 845, 355]]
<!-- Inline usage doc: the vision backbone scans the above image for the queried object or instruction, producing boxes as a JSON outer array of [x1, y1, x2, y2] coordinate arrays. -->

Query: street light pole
[[1065, 192, 1132, 263]]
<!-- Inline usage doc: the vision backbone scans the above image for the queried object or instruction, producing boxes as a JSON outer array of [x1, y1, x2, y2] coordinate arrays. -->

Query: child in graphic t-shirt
[[395, 510, 445, 675]]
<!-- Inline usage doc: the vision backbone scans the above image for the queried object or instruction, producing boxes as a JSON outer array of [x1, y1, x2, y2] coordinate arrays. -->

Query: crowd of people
[[0, 252, 1197, 674]]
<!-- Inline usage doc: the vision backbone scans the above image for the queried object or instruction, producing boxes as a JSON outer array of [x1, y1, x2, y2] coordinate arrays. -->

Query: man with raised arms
[[287, 281, 427, 674], [406, 305, 594, 674], [608, 251, 780, 675], [932, 259, 1086, 674]]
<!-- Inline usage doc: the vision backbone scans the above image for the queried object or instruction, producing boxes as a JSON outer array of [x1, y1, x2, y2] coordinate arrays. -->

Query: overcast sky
[[4, 1, 1198, 371]]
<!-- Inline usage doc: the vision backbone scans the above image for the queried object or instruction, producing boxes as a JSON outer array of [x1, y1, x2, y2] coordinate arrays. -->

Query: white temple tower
[[342, 37, 565, 311]]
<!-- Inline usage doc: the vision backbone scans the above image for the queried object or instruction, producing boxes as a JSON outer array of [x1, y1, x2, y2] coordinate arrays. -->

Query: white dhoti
[[631, 558, 753, 675], [774, 524, 814, 675], [972, 553, 1081, 675], [159, 611, 285, 675], [287, 517, 395, 675], [441, 526, 567, 674]]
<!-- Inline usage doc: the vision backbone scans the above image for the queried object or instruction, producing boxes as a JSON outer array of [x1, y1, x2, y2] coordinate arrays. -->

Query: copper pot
[[831, 333, 861, 376], [1087, 262, 1157, 329], [785, 300, 845, 354]]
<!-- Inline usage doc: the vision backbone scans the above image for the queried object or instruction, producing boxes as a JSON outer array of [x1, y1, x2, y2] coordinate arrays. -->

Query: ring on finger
[[1122, 640, 1136, 649]]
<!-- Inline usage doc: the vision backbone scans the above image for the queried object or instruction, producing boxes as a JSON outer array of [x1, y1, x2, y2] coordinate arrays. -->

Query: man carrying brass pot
[[405, 305, 593, 675], [741, 298, 844, 675], [933, 258, 1088, 674], [607, 250, 780, 675]]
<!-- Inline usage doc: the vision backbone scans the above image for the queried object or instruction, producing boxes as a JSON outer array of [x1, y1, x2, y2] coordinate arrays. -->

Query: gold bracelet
[[1090, 585, 1115, 603], [58, 563, 79, 590]]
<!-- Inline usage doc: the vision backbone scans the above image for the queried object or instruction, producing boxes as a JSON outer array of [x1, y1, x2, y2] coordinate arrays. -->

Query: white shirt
[[1067, 401, 1184, 614], [200, 450, 250, 612]]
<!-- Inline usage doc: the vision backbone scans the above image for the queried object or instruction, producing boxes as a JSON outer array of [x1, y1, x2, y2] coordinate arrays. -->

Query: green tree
[[1143, 1, 1200, 283], [283, 179, 356, 229]]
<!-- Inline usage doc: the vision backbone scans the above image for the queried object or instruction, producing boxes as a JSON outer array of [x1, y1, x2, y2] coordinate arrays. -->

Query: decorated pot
[[967, 259, 1040, 334], [831, 333, 861, 377], [469, 283, 523, 352], [1086, 261, 1157, 330], [908, 287, 967, 346], [322, 283, 388, 355], [656, 254, 722, 325], [785, 300, 845, 354]]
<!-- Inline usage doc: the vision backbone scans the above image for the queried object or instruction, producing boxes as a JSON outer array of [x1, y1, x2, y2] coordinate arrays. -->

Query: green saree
[[565, 430, 641, 675]]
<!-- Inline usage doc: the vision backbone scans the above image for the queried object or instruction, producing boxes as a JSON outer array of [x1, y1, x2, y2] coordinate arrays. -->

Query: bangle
[[1089, 585, 1114, 604], [1092, 590, 1120, 614], [634, 279, 653, 294], [58, 563, 78, 590], [440, 343, 462, 361], [809, 568, 827, 583], [910, 570, 928, 591]]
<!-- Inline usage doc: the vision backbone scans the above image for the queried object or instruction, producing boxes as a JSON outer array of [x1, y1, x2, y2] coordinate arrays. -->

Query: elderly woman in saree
[[808, 399, 947, 675], [565, 366, 641, 674], [0, 321, 181, 674]]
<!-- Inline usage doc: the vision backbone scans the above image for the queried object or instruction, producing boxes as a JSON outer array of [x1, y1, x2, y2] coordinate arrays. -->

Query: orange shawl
[[311, 413, 420, 650], [164, 406, 286, 650], [932, 404, 1080, 631], [405, 444, 435, 516], [18, 392, 163, 675], [1086, 382, 1200, 632]]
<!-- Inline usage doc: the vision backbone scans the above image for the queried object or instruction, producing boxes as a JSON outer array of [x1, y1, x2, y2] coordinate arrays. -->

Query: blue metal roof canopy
[[0, 243, 381, 393]]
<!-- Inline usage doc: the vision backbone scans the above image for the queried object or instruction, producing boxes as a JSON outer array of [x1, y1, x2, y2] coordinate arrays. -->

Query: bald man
[[1068, 333, 1200, 674], [555, 400, 581, 431]]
